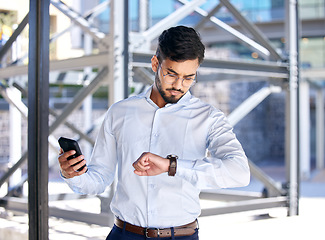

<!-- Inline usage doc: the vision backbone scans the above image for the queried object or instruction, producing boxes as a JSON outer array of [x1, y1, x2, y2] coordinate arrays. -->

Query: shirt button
[[148, 210, 156, 215]]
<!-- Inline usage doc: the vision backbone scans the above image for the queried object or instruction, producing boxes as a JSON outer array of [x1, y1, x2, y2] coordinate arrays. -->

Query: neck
[[150, 84, 167, 108]]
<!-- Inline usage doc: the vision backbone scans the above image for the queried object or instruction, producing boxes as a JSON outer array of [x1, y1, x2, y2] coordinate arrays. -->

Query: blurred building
[[0, 0, 324, 172]]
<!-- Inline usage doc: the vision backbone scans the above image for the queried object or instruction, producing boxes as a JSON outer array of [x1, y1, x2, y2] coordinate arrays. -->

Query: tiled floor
[[0, 168, 324, 240]]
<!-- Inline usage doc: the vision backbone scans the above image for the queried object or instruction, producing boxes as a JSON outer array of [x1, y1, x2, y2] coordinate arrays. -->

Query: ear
[[151, 55, 159, 73]]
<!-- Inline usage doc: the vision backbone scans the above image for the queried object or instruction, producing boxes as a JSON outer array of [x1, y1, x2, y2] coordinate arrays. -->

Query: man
[[58, 26, 250, 240]]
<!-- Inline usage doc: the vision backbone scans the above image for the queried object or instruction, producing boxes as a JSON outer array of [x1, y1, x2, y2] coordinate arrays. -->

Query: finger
[[62, 162, 86, 178], [133, 162, 142, 172], [134, 160, 149, 168], [135, 152, 149, 163], [133, 161, 150, 171], [68, 155, 85, 166], [59, 155, 84, 174], [134, 170, 148, 176], [74, 164, 88, 176], [71, 160, 87, 172], [58, 150, 76, 164]]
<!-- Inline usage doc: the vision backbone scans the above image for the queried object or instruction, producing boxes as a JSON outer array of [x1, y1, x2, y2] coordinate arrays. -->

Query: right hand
[[58, 148, 87, 179]]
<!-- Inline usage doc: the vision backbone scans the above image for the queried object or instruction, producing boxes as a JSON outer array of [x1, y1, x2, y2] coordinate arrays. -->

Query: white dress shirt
[[64, 86, 250, 228]]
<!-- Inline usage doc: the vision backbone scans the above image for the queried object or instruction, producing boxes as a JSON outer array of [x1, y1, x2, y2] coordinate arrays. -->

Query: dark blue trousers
[[106, 225, 199, 240]]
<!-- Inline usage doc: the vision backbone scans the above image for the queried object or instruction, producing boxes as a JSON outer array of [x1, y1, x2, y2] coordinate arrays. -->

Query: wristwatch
[[167, 154, 178, 176]]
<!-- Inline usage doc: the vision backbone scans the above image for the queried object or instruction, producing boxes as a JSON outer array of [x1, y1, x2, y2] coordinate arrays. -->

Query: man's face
[[152, 57, 199, 104]]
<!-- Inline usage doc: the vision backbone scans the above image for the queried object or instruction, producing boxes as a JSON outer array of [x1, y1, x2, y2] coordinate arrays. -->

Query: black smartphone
[[58, 137, 86, 171]]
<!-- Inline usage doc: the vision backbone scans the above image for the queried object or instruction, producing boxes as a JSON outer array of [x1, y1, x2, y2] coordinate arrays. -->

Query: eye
[[167, 74, 178, 79], [184, 77, 195, 81]]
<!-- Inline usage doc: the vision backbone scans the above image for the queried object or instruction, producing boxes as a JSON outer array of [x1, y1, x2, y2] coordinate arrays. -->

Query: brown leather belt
[[114, 218, 198, 238]]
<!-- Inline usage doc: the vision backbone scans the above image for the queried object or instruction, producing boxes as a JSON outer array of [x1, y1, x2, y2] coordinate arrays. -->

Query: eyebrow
[[166, 67, 196, 77]]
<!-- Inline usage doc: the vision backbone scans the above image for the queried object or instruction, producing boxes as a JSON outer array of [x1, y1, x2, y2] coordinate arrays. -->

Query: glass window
[[299, 0, 325, 19], [300, 37, 325, 68]]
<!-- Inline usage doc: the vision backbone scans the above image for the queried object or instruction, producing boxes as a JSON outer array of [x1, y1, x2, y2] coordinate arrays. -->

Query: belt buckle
[[145, 228, 160, 238]]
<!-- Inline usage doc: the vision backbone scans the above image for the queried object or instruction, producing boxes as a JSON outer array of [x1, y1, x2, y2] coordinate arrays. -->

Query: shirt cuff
[[60, 170, 82, 185], [177, 159, 195, 169], [176, 159, 196, 176]]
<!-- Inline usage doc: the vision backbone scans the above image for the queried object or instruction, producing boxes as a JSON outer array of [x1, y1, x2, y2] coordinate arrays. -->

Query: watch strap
[[167, 154, 178, 176]]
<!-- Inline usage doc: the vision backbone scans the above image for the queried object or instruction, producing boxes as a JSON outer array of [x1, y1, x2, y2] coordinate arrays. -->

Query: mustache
[[166, 88, 184, 94]]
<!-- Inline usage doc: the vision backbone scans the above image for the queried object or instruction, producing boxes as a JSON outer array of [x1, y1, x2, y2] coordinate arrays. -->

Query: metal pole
[[285, 0, 299, 216], [109, 0, 129, 103], [28, 0, 50, 239], [139, 0, 150, 32], [316, 88, 325, 170], [123, 0, 129, 98]]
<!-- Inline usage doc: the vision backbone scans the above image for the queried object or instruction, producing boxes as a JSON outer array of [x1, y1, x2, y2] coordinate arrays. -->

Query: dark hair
[[156, 26, 205, 65]]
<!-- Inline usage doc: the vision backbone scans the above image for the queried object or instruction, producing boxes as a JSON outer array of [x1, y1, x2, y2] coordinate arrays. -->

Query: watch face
[[167, 154, 178, 159]]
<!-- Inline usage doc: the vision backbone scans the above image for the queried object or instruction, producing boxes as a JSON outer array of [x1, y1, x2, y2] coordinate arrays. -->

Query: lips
[[169, 90, 182, 96], [167, 88, 184, 96]]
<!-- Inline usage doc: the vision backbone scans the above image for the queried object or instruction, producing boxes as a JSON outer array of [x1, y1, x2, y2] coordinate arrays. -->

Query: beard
[[155, 73, 185, 104]]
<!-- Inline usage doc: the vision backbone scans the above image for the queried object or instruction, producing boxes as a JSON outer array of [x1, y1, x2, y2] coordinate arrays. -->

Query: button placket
[[149, 109, 161, 151], [147, 109, 161, 225]]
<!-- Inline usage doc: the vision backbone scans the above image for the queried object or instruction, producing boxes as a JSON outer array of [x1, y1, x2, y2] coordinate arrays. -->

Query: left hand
[[133, 152, 169, 176]]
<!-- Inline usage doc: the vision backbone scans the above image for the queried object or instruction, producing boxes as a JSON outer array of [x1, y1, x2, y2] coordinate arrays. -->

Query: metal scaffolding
[[0, 0, 309, 239]]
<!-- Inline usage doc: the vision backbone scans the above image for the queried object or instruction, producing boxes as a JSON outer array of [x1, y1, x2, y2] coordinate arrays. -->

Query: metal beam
[[28, 0, 50, 238], [0, 82, 95, 190], [200, 197, 288, 216], [248, 160, 286, 197], [83, 0, 110, 20], [131, 0, 206, 48], [219, 0, 283, 61], [50, 108, 95, 145], [50, 0, 108, 49], [49, 67, 108, 134], [227, 86, 282, 126], [194, 3, 222, 30], [0, 85, 28, 118], [0, 152, 27, 188], [1, 50, 289, 79], [0, 195, 287, 225], [201, 60, 288, 78], [200, 190, 262, 201], [301, 68, 325, 80], [4, 5, 110, 67], [177, 0, 270, 59], [0, 64, 28, 78], [49, 0, 110, 44], [0, 83, 95, 145], [0, 52, 108, 78], [49, 52, 107, 71], [132, 52, 289, 78], [0, 13, 29, 61], [0, 197, 111, 226], [133, 67, 154, 85]]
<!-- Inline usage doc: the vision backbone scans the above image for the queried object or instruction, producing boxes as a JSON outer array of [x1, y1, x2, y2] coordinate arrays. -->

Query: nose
[[172, 77, 183, 90]]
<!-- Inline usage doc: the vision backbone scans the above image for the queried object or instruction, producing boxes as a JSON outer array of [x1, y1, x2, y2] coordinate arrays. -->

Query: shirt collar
[[143, 85, 192, 108]]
